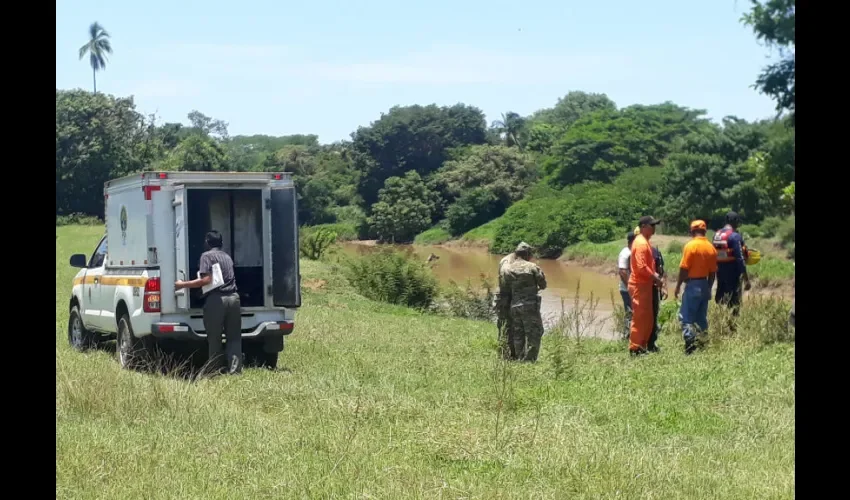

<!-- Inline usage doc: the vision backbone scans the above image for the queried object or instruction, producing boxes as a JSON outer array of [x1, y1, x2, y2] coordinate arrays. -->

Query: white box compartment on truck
[[67, 171, 301, 370]]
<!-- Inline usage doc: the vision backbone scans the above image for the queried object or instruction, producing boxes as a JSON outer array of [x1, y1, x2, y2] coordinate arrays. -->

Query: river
[[341, 242, 631, 340]]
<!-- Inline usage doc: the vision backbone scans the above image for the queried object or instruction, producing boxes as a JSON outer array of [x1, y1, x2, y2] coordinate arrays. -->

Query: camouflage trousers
[[507, 303, 544, 362]]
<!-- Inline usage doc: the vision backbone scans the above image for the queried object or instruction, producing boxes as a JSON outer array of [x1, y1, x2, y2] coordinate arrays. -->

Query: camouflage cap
[[515, 241, 533, 252]]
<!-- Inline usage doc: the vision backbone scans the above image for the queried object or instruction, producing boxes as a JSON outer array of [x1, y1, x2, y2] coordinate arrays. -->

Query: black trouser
[[716, 265, 743, 316], [649, 286, 660, 349], [203, 291, 242, 373]]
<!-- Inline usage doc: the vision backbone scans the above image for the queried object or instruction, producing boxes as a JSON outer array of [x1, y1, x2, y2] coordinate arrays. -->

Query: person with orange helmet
[[675, 220, 717, 354]]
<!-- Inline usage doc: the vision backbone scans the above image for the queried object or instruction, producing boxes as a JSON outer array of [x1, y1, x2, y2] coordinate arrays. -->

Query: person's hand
[[661, 288, 669, 301], [175, 280, 186, 290], [674, 286, 681, 301]]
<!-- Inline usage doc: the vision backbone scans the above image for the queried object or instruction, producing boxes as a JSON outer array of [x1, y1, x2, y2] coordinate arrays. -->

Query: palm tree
[[491, 112, 526, 151], [78, 22, 112, 93]]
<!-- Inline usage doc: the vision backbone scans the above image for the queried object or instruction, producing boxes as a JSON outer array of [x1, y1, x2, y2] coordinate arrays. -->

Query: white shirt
[[617, 247, 631, 292]]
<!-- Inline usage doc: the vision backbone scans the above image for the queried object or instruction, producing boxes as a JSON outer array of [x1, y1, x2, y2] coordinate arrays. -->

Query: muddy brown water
[[340, 243, 634, 339]]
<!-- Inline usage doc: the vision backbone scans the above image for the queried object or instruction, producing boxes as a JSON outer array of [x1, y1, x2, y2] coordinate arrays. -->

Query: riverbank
[[57, 225, 794, 498]]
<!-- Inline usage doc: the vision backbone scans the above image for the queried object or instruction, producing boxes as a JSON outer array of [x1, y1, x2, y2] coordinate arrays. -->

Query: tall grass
[[57, 225, 794, 499], [342, 248, 439, 309]]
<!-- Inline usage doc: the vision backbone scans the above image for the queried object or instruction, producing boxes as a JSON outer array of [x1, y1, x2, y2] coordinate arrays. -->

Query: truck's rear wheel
[[259, 352, 278, 370], [117, 314, 153, 370], [245, 345, 279, 370], [68, 306, 94, 351]]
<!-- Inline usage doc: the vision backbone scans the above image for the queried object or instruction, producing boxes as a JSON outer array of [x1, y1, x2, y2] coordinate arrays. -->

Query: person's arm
[[731, 233, 750, 285], [176, 254, 213, 289], [618, 268, 629, 285], [536, 267, 547, 291], [708, 271, 716, 290]]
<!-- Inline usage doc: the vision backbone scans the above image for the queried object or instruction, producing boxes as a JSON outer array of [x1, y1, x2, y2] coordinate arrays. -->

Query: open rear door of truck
[[270, 185, 301, 308], [173, 185, 190, 310]]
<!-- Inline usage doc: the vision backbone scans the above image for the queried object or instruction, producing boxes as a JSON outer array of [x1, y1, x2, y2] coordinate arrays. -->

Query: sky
[[56, 0, 781, 144]]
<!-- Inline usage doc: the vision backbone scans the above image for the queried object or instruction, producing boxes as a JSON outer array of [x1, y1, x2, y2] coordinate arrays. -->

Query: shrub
[[343, 249, 439, 309], [580, 218, 618, 243], [299, 227, 338, 260], [445, 188, 506, 236], [56, 213, 103, 226], [436, 278, 495, 321], [308, 222, 359, 241], [666, 240, 684, 254]]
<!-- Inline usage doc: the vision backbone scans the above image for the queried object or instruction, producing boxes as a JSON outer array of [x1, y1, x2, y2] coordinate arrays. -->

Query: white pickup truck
[[66, 171, 302, 370]]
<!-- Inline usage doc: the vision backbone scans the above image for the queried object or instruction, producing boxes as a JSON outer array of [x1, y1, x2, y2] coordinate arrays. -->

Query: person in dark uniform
[[175, 230, 242, 374]]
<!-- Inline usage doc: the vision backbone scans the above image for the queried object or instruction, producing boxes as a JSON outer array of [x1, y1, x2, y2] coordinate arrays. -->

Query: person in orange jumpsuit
[[628, 216, 664, 355]]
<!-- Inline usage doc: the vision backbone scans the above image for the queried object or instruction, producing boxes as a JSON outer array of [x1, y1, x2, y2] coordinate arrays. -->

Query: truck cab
[[67, 171, 301, 370]]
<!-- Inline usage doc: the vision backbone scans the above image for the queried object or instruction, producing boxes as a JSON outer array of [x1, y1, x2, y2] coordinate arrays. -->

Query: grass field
[[56, 225, 794, 499]]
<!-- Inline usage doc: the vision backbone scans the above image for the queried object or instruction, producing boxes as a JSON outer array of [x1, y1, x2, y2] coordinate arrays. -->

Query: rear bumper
[[151, 321, 294, 341]]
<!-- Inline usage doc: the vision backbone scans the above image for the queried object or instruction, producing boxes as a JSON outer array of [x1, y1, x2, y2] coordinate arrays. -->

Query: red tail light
[[144, 278, 161, 313]]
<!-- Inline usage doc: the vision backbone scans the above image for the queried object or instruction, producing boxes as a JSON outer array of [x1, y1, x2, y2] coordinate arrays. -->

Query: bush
[[580, 218, 618, 243], [738, 223, 764, 239], [435, 279, 495, 321], [308, 222, 359, 242], [332, 205, 367, 226], [56, 213, 103, 227], [666, 240, 684, 254], [343, 249, 439, 309], [299, 227, 338, 260], [444, 188, 506, 236]]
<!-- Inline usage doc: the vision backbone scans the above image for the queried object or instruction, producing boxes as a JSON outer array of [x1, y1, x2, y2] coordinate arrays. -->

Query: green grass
[[57, 225, 794, 499], [462, 218, 500, 244], [304, 222, 359, 241], [413, 226, 453, 245]]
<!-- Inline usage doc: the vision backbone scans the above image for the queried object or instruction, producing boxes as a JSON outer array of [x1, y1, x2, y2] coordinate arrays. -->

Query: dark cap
[[725, 211, 740, 223], [638, 215, 661, 227]]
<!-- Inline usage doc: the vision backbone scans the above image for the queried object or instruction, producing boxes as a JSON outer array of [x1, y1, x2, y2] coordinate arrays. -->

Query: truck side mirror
[[69, 254, 88, 268]]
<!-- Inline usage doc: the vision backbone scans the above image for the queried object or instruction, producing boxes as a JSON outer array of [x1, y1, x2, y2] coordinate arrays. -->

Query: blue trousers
[[679, 279, 710, 343]]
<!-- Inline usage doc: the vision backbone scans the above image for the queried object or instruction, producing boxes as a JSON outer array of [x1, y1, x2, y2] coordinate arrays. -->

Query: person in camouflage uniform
[[495, 242, 547, 362], [495, 251, 517, 359]]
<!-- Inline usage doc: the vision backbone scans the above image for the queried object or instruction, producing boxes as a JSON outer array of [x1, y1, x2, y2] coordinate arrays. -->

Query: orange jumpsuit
[[628, 234, 657, 353]]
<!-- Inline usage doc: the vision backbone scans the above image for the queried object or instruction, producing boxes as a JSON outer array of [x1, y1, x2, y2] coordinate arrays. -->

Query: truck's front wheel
[[68, 306, 95, 351], [117, 314, 153, 370]]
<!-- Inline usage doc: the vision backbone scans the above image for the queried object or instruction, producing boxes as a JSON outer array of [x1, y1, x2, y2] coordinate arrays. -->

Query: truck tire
[[116, 314, 153, 370], [244, 344, 279, 370], [259, 352, 278, 370], [68, 306, 95, 351]]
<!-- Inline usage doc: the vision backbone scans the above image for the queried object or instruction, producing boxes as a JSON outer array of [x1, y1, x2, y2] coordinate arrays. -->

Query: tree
[[660, 120, 777, 229], [78, 22, 112, 94], [542, 103, 707, 187], [367, 171, 439, 243], [187, 110, 229, 139], [351, 104, 488, 207], [742, 0, 795, 121], [432, 145, 538, 209], [530, 91, 617, 128], [162, 135, 228, 172], [490, 112, 526, 150], [56, 90, 152, 216]]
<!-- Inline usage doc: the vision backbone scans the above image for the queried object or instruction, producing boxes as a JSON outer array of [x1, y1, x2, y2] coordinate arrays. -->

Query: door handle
[[93, 277, 99, 284]]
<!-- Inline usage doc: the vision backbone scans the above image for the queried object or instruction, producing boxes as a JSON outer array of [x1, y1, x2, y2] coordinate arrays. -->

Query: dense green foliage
[[343, 249, 439, 309], [55, 3, 794, 253]]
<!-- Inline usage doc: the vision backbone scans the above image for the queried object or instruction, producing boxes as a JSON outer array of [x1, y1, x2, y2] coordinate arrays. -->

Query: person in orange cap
[[674, 220, 717, 354], [628, 216, 663, 355]]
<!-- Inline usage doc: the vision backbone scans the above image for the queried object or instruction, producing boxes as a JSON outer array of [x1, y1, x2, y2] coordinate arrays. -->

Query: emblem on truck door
[[120, 206, 128, 245]]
